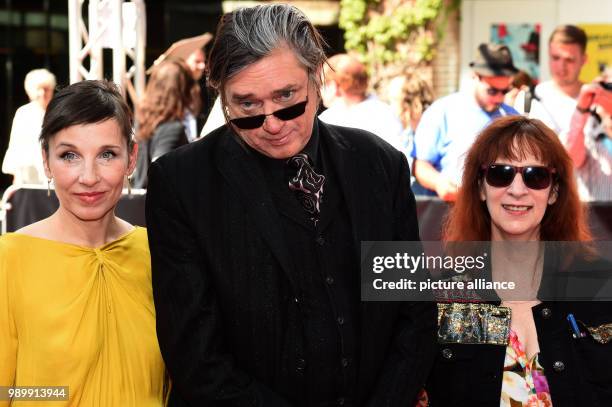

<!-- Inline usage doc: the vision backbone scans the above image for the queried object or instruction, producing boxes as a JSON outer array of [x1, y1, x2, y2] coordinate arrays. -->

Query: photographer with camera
[[565, 68, 612, 200]]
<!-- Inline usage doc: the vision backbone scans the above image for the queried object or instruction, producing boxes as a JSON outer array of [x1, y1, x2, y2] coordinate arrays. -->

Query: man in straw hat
[[412, 43, 519, 200], [146, 3, 435, 406]]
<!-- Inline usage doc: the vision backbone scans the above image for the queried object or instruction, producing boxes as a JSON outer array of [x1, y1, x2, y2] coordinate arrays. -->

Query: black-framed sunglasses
[[485, 86, 511, 96], [477, 76, 511, 96], [229, 98, 309, 130], [481, 164, 556, 190]]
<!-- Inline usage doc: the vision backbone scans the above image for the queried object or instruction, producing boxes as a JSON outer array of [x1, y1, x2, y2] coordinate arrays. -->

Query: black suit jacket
[[427, 252, 612, 406], [427, 300, 612, 406], [146, 120, 437, 406]]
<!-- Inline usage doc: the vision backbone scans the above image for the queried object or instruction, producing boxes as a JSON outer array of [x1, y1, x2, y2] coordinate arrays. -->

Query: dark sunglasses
[[478, 76, 511, 96], [485, 86, 511, 96], [229, 98, 308, 130], [481, 164, 556, 190]]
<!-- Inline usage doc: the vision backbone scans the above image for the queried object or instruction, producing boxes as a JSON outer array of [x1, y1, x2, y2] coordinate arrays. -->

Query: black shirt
[[250, 122, 360, 407]]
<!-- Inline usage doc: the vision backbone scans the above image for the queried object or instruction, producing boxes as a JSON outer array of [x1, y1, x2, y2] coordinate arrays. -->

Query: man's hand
[[565, 81, 610, 169], [576, 79, 612, 114], [593, 86, 612, 115], [576, 83, 599, 112], [413, 159, 458, 201], [435, 178, 458, 202]]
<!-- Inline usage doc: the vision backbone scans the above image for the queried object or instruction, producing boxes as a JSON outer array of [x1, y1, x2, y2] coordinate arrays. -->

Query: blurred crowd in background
[[2, 4, 611, 203]]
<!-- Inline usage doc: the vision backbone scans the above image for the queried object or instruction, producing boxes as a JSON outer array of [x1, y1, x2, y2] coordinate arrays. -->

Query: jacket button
[[441, 348, 453, 359], [553, 361, 565, 372], [296, 358, 306, 373], [316, 235, 325, 246], [541, 308, 552, 318], [341, 357, 349, 367], [337, 316, 345, 325], [337, 397, 345, 405], [326, 275, 334, 285]]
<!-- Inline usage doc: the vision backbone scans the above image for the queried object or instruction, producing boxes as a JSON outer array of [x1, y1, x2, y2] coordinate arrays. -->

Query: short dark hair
[[207, 4, 327, 115], [549, 25, 587, 53], [40, 80, 134, 152]]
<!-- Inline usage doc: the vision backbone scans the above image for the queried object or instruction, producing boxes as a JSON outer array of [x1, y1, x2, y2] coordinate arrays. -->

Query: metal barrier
[[0, 185, 146, 234], [2, 187, 612, 240]]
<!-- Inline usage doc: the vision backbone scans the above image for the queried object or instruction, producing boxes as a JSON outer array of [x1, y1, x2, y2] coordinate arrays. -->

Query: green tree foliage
[[339, 0, 459, 65]]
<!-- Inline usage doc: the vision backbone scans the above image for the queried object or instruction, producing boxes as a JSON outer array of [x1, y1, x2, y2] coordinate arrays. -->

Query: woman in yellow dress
[[0, 80, 166, 406]]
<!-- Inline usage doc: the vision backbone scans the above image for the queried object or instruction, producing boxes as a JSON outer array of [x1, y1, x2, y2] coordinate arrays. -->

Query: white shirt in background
[[319, 94, 404, 151], [200, 97, 226, 138], [2, 102, 46, 184], [515, 81, 577, 136]]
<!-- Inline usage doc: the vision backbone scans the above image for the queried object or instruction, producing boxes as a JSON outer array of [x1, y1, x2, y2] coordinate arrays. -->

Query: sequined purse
[[437, 303, 511, 345]]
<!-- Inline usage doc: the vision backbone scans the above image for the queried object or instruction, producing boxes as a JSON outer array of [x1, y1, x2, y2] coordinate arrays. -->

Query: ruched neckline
[[7, 226, 140, 251]]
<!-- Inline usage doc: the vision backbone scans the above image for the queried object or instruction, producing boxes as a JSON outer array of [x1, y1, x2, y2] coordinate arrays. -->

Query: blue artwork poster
[[491, 23, 540, 82]]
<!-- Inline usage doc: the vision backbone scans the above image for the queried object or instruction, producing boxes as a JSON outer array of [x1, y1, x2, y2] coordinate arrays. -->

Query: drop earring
[[47, 178, 52, 197]]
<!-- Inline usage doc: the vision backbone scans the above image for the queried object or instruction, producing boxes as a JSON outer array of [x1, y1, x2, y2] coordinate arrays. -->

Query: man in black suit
[[146, 4, 436, 406]]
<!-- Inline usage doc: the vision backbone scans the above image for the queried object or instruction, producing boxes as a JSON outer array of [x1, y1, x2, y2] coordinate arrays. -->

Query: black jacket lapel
[[320, 122, 366, 257]]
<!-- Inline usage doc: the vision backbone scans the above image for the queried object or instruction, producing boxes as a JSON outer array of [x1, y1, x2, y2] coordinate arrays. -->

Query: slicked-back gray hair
[[207, 4, 327, 108]]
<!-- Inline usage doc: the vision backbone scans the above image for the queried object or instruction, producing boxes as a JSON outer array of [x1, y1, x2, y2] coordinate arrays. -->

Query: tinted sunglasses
[[485, 86, 511, 96], [481, 164, 556, 190], [229, 98, 308, 130], [478, 76, 511, 96]]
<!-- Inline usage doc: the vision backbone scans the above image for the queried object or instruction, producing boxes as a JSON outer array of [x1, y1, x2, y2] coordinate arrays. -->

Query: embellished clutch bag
[[437, 302, 511, 345]]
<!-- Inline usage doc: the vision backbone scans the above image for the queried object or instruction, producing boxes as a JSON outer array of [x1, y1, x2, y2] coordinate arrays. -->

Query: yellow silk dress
[[0, 227, 166, 406]]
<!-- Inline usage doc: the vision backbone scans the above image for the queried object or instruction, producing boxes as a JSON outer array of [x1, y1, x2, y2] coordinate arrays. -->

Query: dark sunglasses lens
[[486, 165, 515, 187], [523, 167, 552, 189], [486, 88, 510, 96], [230, 100, 307, 129], [231, 115, 265, 130], [274, 100, 307, 121]]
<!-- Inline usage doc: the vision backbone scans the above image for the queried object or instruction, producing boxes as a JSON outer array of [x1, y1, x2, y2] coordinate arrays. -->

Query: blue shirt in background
[[412, 92, 518, 188]]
